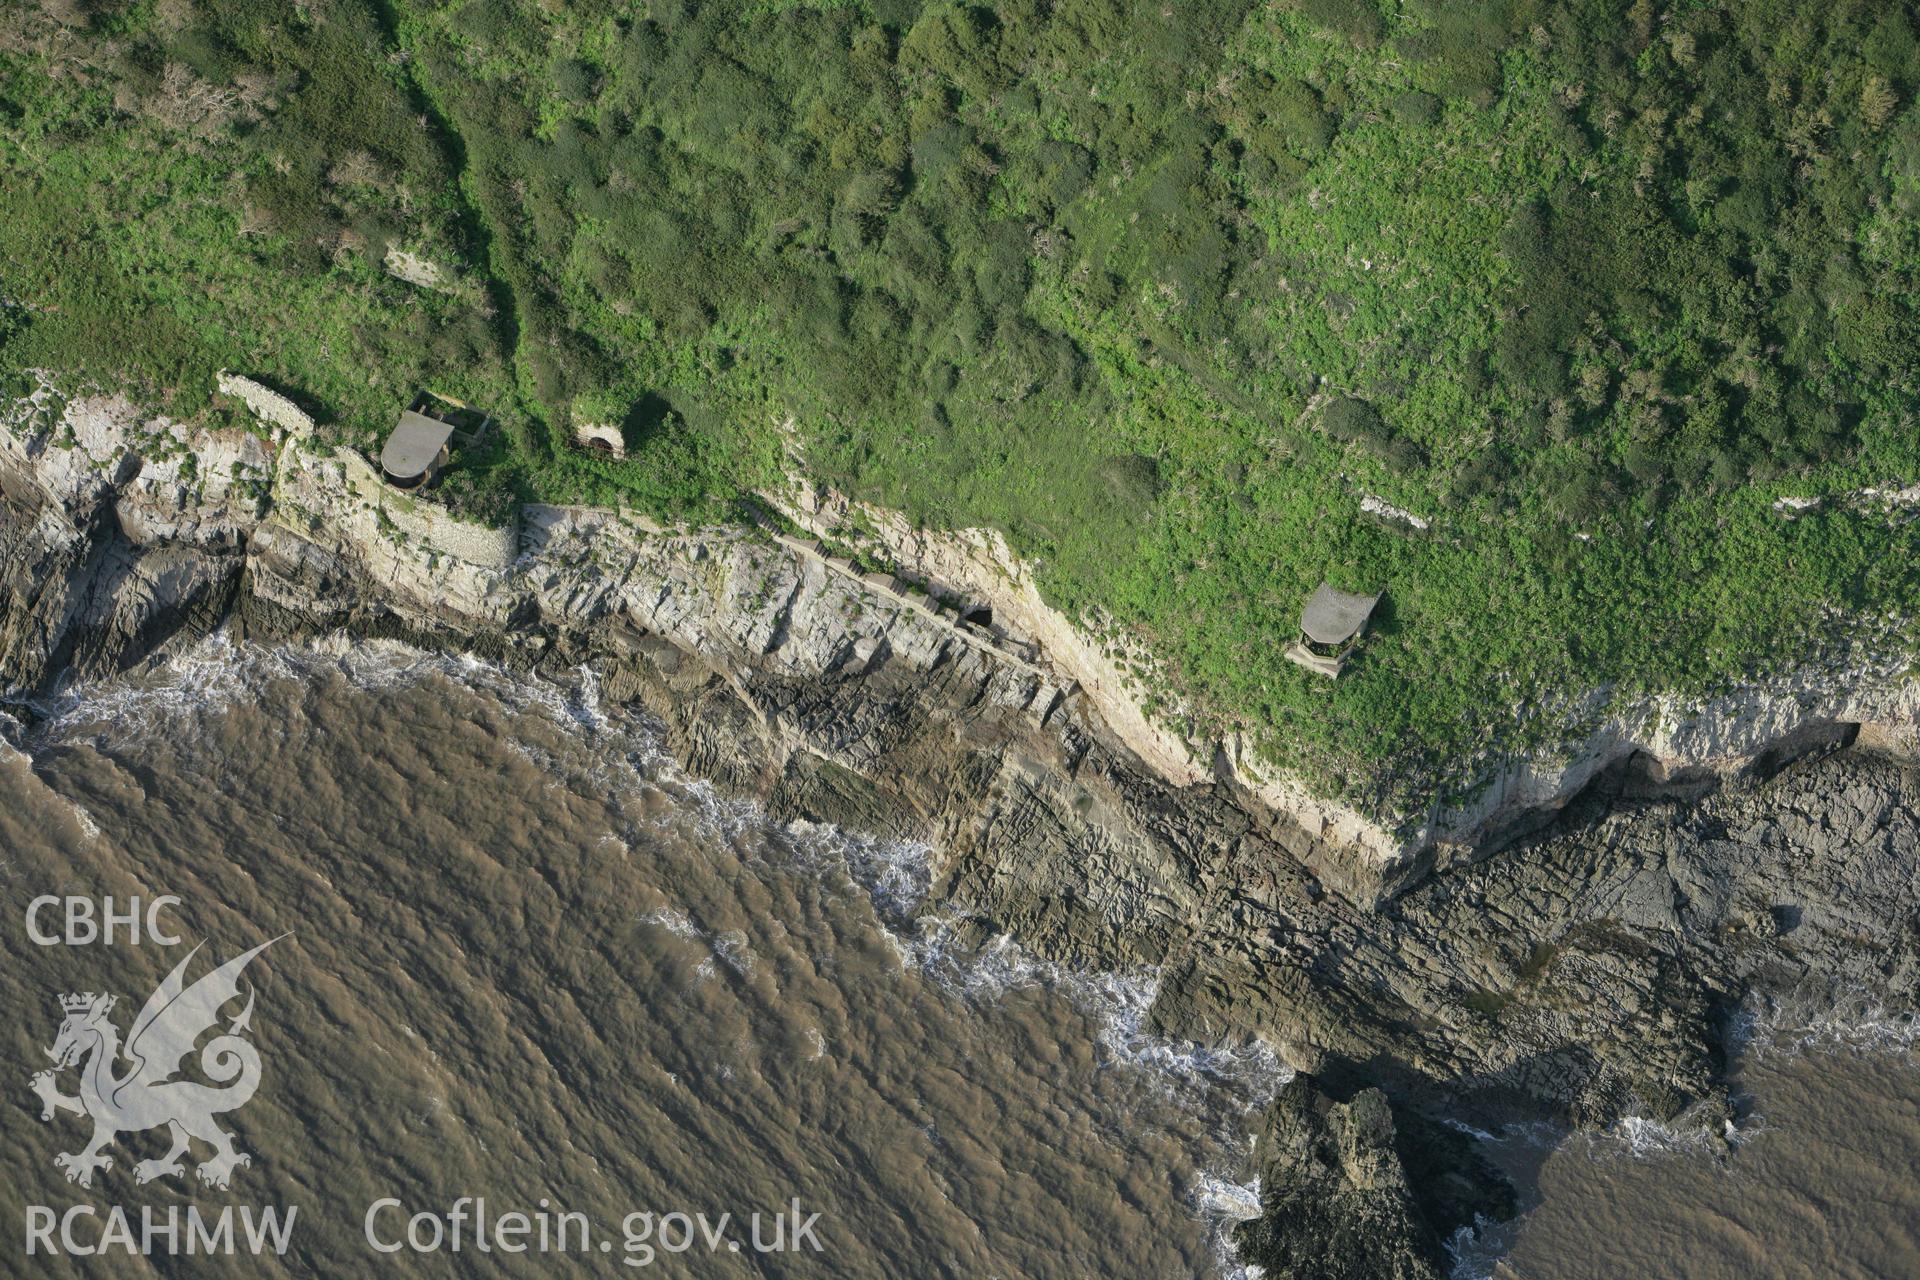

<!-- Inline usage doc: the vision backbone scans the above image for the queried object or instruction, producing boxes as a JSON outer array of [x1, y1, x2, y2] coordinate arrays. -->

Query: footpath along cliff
[[3, 385, 1917, 1276]]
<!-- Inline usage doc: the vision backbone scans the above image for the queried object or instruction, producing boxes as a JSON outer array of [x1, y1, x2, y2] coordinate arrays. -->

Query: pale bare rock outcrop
[[5, 385, 1915, 913], [1773, 482, 1920, 520], [1359, 493, 1430, 531], [7, 382, 1920, 1272], [383, 245, 454, 291], [0, 393, 270, 689], [764, 469, 1920, 901], [1, 390, 275, 547]]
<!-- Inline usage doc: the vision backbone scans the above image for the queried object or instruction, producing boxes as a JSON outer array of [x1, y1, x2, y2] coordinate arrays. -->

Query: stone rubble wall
[[215, 372, 314, 440]]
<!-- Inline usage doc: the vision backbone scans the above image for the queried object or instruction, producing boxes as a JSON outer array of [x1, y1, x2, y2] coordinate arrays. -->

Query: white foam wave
[[638, 906, 703, 940], [0, 704, 106, 839], [874, 910, 1288, 1111], [0, 706, 27, 761], [26, 630, 258, 739], [1741, 990, 1920, 1059], [1192, 1171, 1263, 1221], [1446, 1212, 1520, 1280], [40, 634, 1279, 1277], [1195, 1172, 1267, 1280], [59, 794, 102, 842], [1440, 1116, 1499, 1143], [639, 907, 758, 981], [1587, 1112, 1740, 1160], [708, 929, 756, 976], [27, 632, 495, 748]]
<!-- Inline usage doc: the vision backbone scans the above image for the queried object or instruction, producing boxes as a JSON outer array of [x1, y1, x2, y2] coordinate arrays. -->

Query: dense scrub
[[3, 1, 1917, 804]]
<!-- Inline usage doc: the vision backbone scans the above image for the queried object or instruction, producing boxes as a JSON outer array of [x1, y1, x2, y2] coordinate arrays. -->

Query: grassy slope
[[2, 1, 1917, 812]]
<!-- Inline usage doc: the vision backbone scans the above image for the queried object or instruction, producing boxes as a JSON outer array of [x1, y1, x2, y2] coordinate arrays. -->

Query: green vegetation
[[4, 1, 1918, 809]]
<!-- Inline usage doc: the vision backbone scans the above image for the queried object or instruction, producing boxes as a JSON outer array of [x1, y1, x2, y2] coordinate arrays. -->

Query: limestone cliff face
[[5, 388, 1920, 1273], [767, 474, 1920, 894], [7, 389, 1913, 907], [0, 395, 1227, 972], [4, 390, 1919, 1144], [0, 387, 271, 691]]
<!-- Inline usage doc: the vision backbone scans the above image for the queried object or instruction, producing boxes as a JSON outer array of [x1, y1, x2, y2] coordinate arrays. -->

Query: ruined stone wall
[[216, 372, 314, 440]]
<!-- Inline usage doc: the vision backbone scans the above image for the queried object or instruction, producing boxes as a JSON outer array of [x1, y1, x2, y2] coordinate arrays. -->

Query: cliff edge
[[4, 388, 1918, 1276]]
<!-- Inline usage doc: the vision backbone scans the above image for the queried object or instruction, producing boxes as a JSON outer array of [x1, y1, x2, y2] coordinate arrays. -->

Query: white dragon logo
[[29, 937, 283, 1190]]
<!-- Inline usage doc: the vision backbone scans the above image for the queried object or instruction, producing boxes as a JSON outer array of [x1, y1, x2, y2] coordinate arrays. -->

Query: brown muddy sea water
[[4, 639, 1915, 1279], [1480, 1028, 1920, 1280], [0, 640, 1276, 1278]]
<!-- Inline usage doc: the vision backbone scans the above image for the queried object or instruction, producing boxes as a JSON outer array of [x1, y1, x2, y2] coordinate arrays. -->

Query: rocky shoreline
[[4, 391, 1917, 1277]]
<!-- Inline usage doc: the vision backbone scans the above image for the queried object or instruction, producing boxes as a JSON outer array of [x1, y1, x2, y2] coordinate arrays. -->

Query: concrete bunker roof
[[1299, 582, 1381, 646], [380, 409, 456, 480]]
